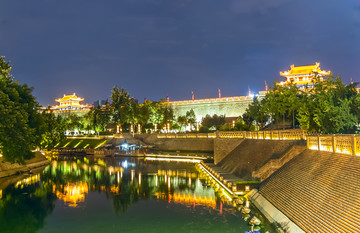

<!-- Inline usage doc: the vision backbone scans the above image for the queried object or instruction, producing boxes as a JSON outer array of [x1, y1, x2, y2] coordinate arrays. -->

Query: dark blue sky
[[1, 0, 360, 106]]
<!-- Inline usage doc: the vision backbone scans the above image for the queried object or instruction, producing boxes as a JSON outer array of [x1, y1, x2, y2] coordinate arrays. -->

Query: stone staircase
[[252, 145, 306, 181], [204, 163, 242, 184], [217, 139, 305, 180], [259, 149, 360, 232]]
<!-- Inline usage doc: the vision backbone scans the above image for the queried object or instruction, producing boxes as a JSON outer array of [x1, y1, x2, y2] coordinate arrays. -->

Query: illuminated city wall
[[169, 95, 261, 121]]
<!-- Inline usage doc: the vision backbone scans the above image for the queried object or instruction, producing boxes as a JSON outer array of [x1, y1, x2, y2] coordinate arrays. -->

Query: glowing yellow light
[[155, 175, 158, 186], [145, 157, 201, 163], [117, 172, 120, 183], [168, 177, 171, 188], [131, 170, 134, 182], [198, 163, 233, 197], [74, 140, 83, 148], [94, 140, 107, 149], [54, 182, 88, 207], [139, 173, 141, 185]]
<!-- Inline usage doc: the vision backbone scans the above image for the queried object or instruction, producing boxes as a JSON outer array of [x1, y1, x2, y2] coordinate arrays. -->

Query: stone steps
[[259, 149, 360, 232]]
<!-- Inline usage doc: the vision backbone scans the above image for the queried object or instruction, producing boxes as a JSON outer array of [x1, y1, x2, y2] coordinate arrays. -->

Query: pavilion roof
[[56, 93, 84, 102], [280, 62, 331, 77]]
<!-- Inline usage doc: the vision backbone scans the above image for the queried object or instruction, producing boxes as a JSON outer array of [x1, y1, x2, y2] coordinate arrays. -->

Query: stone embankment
[[0, 152, 50, 178], [257, 149, 360, 232]]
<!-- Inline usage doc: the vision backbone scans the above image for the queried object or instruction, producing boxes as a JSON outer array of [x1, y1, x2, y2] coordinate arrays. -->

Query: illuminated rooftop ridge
[[279, 63, 331, 87], [280, 62, 331, 77], [56, 93, 84, 102], [54, 93, 85, 110]]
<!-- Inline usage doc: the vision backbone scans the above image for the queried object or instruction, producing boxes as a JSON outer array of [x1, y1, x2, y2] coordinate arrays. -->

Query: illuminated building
[[279, 62, 331, 88], [54, 93, 85, 111], [50, 93, 91, 118], [168, 91, 266, 122]]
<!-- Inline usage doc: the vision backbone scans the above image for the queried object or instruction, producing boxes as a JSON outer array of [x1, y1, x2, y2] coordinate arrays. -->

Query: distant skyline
[[1, 0, 360, 106]]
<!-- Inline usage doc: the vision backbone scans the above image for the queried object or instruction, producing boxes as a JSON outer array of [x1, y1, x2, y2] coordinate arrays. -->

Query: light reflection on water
[[0, 158, 276, 233]]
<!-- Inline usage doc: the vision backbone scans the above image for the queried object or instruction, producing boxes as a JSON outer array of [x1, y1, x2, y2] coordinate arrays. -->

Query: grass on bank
[[56, 139, 108, 149]]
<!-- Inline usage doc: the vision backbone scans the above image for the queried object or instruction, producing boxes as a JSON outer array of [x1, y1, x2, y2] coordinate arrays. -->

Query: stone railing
[[156, 130, 309, 140], [66, 135, 114, 140], [157, 133, 216, 139], [217, 129, 308, 140], [307, 134, 360, 155]]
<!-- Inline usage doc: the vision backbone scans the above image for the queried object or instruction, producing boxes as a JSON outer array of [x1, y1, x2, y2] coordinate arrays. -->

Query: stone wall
[[170, 97, 255, 120], [213, 138, 244, 164], [134, 134, 214, 152]]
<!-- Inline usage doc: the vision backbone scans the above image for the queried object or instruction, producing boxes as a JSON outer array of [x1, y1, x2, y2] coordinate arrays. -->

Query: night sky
[[1, 0, 360, 106]]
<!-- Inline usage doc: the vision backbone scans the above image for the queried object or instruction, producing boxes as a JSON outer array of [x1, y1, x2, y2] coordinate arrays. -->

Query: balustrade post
[[306, 136, 310, 149], [278, 130, 280, 140], [352, 135, 356, 155], [318, 136, 321, 151], [332, 135, 336, 153]]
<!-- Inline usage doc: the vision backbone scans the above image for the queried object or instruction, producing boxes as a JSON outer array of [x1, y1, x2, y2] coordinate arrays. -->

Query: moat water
[[0, 158, 276, 233]]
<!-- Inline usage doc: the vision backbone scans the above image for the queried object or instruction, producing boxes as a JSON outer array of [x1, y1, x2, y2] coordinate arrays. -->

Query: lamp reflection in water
[[156, 193, 216, 208], [15, 174, 41, 188], [53, 182, 88, 207], [131, 170, 134, 182]]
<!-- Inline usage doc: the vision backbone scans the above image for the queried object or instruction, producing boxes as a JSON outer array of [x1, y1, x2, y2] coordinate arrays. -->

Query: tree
[[0, 57, 43, 163], [185, 109, 196, 125], [201, 114, 225, 130], [177, 116, 187, 132], [39, 111, 66, 149], [111, 86, 131, 125], [244, 97, 269, 129], [297, 76, 358, 133]]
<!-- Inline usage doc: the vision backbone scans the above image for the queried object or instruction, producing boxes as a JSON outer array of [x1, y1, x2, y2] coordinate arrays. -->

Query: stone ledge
[[0, 160, 50, 179], [248, 189, 305, 233]]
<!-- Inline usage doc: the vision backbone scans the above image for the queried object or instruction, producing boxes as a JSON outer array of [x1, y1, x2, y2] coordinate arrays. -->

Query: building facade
[[52, 93, 90, 116]]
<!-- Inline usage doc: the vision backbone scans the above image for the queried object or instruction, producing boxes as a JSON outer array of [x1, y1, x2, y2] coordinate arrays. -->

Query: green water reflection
[[0, 158, 275, 233]]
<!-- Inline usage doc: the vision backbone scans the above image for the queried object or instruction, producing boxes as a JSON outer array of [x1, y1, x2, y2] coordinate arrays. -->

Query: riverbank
[[0, 152, 50, 178]]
